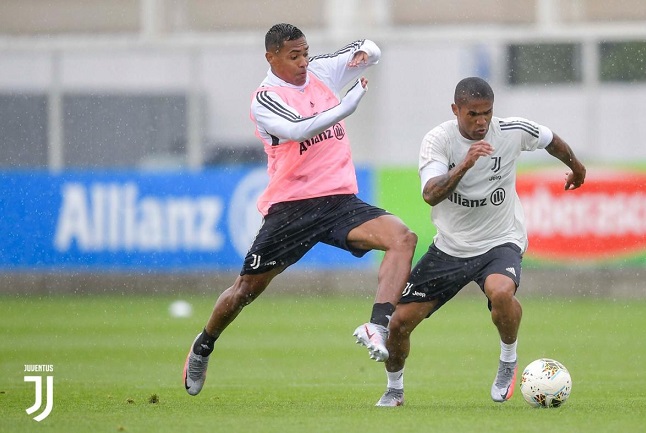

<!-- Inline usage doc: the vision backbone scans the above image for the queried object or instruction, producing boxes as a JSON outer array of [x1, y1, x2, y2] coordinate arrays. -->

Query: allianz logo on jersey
[[447, 188, 506, 208], [299, 123, 345, 155]]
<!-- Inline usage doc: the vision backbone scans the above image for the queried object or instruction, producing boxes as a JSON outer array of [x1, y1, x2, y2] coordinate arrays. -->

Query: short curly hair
[[454, 77, 494, 106]]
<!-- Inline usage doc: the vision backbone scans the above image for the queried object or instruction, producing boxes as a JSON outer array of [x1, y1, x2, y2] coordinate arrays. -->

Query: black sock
[[192, 328, 218, 357], [370, 302, 395, 328]]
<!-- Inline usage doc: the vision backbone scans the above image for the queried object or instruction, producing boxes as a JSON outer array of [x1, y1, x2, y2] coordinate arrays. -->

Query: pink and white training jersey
[[250, 40, 380, 215]]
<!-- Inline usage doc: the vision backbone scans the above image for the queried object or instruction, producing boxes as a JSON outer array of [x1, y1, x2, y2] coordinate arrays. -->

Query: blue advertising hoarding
[[0, 168, 376, 271]]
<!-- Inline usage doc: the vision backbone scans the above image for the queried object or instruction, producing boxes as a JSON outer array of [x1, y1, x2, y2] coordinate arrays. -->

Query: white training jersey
[[419, 116, 553, 258]]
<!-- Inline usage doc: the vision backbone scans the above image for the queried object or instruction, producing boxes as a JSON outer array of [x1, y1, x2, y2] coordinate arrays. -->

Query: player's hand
[[348, 51, 368, 67], [359, 77, 368, 89], [564, 165, 586, 190], [463, 140, 494, 169]]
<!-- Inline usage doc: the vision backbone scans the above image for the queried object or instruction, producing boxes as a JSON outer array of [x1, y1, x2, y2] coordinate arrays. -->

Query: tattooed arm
[[422, 140, 494, 206]]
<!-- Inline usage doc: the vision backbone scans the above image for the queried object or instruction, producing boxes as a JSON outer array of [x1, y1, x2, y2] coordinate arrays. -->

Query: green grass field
[[1, 291, 645, 433]]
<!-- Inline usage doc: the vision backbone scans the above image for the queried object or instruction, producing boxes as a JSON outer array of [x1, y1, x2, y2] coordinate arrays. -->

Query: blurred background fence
[[1, 0, 644, 296]]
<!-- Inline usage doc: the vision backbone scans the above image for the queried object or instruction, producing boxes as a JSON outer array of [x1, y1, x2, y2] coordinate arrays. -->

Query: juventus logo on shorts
[[402, 282, 413, 297], [250, 254, 261, 270]]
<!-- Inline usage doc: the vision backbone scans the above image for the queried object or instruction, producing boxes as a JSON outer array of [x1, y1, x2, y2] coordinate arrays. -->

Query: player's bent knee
[[402, 230, 418, 251], [389, 316, 416, 339], [232, 278, 269, 306], [388, 319, 404, 337], [392, 229, 417, 254], [487, 286, 515, 307]]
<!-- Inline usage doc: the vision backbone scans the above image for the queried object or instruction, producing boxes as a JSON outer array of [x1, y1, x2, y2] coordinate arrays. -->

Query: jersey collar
[[265, 69, 310, 90]]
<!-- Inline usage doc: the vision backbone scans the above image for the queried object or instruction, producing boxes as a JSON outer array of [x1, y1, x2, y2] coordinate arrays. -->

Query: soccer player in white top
[[375, 77, 586, 407]]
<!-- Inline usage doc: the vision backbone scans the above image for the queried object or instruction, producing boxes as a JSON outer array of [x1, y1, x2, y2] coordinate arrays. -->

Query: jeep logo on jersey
[[490, 188, 506, 206]]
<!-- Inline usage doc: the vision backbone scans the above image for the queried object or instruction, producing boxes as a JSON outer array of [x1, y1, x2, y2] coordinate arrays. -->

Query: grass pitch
[[1, 290, 645, 433]]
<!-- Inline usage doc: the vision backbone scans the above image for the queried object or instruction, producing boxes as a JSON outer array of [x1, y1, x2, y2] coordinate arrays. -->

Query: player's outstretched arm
[[253, 78, 367, 143], [309, 40, 380, 94], [544, 133, 586, 190]]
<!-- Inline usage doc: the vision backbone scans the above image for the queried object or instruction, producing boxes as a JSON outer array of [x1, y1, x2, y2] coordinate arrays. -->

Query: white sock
[[500, 340, 517, 363], [386, 368, 404, 390]]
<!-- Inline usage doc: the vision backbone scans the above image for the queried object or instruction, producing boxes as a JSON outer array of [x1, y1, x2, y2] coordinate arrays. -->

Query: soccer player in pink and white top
[[183, 23, 417, 397]]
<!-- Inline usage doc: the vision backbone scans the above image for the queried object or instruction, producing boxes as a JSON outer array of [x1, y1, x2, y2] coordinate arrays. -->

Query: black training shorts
[[240, 194, 390, 275], [400, 242, 522, 316]]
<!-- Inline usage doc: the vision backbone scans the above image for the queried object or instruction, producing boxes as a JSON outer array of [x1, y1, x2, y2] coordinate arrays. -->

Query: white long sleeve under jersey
[[250, 39, 380, 146]]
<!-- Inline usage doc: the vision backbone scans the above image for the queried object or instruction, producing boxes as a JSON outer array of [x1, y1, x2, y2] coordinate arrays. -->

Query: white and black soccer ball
[[520, 358, 572, 408]]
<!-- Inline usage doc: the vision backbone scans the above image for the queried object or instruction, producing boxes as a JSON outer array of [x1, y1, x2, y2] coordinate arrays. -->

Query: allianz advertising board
[[0, 168, 375, 271]]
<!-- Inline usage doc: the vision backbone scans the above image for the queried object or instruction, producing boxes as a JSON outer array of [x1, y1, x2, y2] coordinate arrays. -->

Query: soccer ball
[[169, 300, 193, 318], [520, 358, 572, 408]]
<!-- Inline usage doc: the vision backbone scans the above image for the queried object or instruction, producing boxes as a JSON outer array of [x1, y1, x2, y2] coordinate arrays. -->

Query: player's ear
[[451, 103, 458, 116], [265, 51, 274, 65]]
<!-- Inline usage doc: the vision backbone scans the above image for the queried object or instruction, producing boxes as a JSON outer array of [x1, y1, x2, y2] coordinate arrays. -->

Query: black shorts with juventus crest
[[400, 242, 522, 316], [240, 194, 390, 275]]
